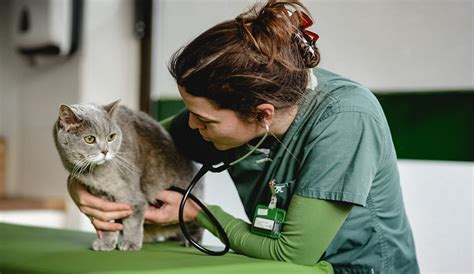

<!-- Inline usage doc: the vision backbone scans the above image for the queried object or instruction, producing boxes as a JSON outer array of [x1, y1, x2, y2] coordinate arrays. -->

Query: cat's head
[[54, 100, 123, 168]]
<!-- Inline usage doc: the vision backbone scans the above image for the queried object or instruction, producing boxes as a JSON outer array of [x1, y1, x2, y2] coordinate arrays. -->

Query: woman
[[68, 0, 419, 272]]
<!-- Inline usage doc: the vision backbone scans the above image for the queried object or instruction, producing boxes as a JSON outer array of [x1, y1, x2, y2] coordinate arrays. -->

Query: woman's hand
[[144, 190, 201, 225], [67, 178, 133, 238]]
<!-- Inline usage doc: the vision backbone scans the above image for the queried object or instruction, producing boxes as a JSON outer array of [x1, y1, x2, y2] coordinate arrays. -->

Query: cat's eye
[[107, 133, 116, 142], [84, 135, 96, 144]]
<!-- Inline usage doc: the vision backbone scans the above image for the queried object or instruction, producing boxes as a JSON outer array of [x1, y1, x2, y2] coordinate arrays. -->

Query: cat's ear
[[58, 105, 81, 131], [103, 100, 121, 117]]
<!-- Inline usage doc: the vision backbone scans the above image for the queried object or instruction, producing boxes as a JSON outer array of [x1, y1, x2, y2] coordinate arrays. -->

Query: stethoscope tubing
[[176, 164, 230, 256], [176, 123, 270, 256]]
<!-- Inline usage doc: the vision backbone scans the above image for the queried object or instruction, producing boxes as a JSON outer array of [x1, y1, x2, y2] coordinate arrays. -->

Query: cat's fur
[[53, 100, 202, 251]]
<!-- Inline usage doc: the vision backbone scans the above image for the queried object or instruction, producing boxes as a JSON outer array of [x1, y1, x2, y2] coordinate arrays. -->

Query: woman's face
[[178, 86, 261, 150]]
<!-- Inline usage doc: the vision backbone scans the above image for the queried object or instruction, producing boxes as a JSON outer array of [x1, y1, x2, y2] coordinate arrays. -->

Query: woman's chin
[[212, 143, 227, 151], [212, 141, 242, 151]]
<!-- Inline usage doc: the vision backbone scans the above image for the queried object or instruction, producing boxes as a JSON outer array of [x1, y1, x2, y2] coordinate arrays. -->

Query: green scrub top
[[169, 68, 419, 273]]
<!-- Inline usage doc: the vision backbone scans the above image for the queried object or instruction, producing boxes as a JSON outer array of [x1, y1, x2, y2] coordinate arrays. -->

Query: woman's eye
[[84, 135, 96, 144], [107, 133, 116, 142], [192, 113, 213, 124], [198, 117, 212, 124]]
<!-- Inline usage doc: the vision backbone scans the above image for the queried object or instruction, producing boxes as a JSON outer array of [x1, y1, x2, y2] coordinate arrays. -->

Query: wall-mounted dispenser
[[11, 0, 82, 57]]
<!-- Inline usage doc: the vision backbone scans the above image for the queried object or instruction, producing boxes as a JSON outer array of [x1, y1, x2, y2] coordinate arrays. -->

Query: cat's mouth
[[91, 154, 114, 165]]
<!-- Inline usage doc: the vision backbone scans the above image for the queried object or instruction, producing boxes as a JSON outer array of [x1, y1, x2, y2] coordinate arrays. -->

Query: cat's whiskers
[[74, 158, 88, 175], [71, 158, 89, 177], [78, 158, 91, 175], [114, 156, 136, 175], [115, 150, 132, 155], [71, 162, 80, 176], [71, 158, 83, 175], [110, 159, 126, 176], [88, 160, 97, 175], [114, 153, 140, 175], [110, 157, 134, 177]]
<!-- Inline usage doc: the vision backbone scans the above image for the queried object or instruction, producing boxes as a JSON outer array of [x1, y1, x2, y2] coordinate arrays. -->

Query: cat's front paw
[[118, 240, 142, 251], [92, 239, 117, 251]]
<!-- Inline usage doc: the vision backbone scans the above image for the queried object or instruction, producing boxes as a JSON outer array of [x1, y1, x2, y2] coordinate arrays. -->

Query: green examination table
[[0, 223, 332, 274]]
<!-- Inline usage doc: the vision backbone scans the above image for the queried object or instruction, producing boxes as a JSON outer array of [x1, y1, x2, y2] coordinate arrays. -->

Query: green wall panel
[[152, 91, 474, 162], [376, 92, 473, 162], [151, 99, 185, 122]]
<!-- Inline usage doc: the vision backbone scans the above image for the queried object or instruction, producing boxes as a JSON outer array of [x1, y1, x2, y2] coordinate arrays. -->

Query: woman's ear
[[255, 103, 275, 126]]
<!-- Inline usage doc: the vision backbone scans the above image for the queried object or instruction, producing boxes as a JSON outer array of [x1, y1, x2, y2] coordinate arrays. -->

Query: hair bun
[[235, 0, 320, 68]]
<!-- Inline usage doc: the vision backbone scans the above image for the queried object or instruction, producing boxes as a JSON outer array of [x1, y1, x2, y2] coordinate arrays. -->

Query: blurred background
[[0, 0, 472, 273]]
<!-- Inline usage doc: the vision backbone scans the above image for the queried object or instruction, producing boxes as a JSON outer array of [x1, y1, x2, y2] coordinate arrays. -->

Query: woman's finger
[[96, 229, 104, 240], [90, 218, 123, 231], [78, 188, 131, 212], [154, 190, 183, 203], [144, 204, 169, 223], [82, 206, 132, 222]]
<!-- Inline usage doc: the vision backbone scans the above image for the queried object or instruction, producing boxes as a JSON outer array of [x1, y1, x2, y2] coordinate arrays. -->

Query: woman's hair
[[169, 0, 320, 121]]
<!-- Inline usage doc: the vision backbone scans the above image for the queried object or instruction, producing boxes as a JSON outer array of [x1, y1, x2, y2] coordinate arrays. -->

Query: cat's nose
[[101, 149, 108, 156]]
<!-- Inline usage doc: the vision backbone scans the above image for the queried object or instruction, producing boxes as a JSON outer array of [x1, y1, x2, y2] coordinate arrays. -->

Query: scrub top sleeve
[[296, 110, 387, 206]]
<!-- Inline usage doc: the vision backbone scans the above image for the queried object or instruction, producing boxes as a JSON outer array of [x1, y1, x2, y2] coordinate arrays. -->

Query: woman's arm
[[197, 195, 352, 265], [67, 176, 132, 234]]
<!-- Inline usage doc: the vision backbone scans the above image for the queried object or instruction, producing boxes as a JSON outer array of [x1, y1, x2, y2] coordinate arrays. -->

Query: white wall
[[151, 0, 255, 99], [1, 1, 25, 195], [151, 0, 473, 99], [398, 160, 473, 274], [312, 0, 473, 91], [0, 1, 6, 137], [79, 0, 140, 106]]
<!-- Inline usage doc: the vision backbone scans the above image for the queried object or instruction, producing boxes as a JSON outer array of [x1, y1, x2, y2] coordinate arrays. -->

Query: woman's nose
[[188, 114, 205, 129]]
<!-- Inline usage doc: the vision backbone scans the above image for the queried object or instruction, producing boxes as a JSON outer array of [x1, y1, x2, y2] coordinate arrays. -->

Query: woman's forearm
[[197, 195, 352, 265]]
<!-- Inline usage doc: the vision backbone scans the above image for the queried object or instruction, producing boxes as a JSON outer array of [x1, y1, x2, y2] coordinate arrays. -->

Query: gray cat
[[53, 100, 202, 251]]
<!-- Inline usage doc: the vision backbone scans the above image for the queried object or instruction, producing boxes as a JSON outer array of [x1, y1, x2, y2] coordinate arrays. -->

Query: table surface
[[0, 222, 332, 274]]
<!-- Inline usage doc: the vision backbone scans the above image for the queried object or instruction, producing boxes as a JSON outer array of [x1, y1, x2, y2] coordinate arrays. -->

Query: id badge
[[251, 204, 286, 239]]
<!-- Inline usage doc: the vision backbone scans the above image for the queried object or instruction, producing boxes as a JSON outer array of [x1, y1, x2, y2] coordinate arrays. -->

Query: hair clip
[[289, 11, 319, 68], [294, 11, 319, 44]]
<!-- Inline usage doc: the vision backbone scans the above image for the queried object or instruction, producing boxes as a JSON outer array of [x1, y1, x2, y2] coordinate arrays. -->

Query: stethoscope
[[172, 122, 270, 256]]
